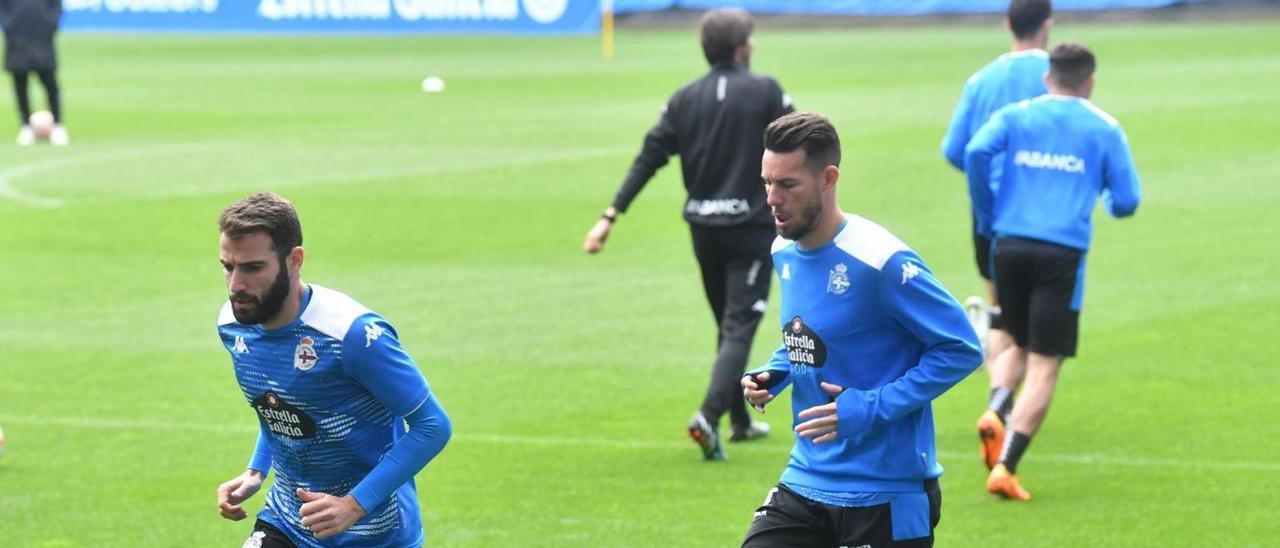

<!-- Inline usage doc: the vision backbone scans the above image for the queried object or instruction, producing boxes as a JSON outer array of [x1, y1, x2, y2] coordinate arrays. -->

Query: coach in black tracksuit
[[583, 8, 793, 460], [0, 0, 62, 140]]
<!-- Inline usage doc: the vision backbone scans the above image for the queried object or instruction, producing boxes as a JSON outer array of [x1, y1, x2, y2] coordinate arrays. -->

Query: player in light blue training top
[[940, 2, 1052, 455], [964, 43, 1140, 500], [214, 192, 451, 547], [740, 113, 982, 547]]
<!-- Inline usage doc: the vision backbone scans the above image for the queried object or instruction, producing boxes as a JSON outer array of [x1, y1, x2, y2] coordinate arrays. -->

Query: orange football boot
[[987, 463, 1031, 501], [976, 410, 1005, 471]]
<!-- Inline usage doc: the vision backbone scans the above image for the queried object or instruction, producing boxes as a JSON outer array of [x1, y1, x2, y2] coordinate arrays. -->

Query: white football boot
[[15, 125, 34, 146], [50, 125, 69, 146]]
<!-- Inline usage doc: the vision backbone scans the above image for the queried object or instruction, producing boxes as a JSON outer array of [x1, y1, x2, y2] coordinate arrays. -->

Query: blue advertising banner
[[60, 0, 602, 34], [613, 0, 1201, 15]]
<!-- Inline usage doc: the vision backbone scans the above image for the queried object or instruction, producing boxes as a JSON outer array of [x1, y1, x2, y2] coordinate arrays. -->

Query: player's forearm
[[843, 267, 983, 437], [349, 395, 452, 513], [941, 125, 969, 171], [247, 428, 272, 474], [612, 157, 664, 213], [941, 92, 976, 171], [943, 143, 966, 172], [1104, 176, 1141, 218], [965, 166, 995, 233], [963, 122, 1001, 208], [745, 346, 794, 397], [743, 367, 791, 397], [612, 127, 675, 212], [836, 339, 982, 437]]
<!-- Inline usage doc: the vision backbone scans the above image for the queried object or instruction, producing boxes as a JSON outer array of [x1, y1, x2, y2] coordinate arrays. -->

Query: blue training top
[[941, 48, 1050, 193], [218, 285, 451, 548], [748, 215, 982, 495], [965, 94, 1142, 251]]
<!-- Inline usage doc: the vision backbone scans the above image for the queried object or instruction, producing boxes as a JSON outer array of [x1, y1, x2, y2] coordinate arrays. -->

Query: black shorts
[[242, 519, 297, 548], [992, 237, 1084, 357], [742, 482, 941, 548], [972, 215, 993, 281]]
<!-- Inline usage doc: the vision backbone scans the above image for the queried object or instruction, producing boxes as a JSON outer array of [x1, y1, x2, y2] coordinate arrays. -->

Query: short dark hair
[[1049, 42, 1096, 89], [219, 192, 303, 259], [700, 8, 753, 66], [1008, 0, 1051, 40], [763, 112, 841, 173]]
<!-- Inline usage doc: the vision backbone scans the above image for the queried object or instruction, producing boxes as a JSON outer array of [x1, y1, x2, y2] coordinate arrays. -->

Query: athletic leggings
[[10, 69, 60, 125]]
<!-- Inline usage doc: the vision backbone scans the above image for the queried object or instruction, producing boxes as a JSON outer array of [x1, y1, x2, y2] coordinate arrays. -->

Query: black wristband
[[602, 212, 617, 222]]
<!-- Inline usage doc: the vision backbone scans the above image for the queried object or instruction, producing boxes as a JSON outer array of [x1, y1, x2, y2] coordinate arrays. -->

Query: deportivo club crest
[[827, 263, 851, 295], [294, 336, 319, 371]]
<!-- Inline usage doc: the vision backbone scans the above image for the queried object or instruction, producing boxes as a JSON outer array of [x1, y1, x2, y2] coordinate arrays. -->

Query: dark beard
[[230, 263, 291, 325], [778, 194, 824, 241]]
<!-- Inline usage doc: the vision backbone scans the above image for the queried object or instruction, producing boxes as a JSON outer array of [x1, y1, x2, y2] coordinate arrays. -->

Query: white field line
[[0, 144, 210, 208], [0, 156, 68, 207], [2, 414, 1277, 472]]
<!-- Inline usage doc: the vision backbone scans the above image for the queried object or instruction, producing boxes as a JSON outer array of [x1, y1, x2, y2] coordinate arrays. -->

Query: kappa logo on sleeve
[[365, 323, 384, 348], [901, 261, 921, 285]]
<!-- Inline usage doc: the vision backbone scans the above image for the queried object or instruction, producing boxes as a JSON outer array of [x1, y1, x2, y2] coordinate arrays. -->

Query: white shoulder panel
[[301, 284, 373, 341], [1008, 48, 1048, 59], [833, 214, 910, 271], [770, 235, 792, 254], [1080, 98, 1120, 128], [217, 301, 236, 326]]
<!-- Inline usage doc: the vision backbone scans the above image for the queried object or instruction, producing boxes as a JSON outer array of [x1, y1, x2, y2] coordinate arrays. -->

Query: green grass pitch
[[0, 19, 1278, 546]]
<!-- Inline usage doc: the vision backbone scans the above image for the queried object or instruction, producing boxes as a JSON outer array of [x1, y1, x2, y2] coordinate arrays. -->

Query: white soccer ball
[[29, 110, 54, 140], [421, 76, 445, 93]]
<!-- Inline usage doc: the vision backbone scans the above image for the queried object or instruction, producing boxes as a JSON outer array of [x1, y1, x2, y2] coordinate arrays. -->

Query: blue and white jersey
[[218, 285, 432, 548], [749, 215, 982, 494], [941, 49, 1049, 192], [965, 95, 1142, 250]]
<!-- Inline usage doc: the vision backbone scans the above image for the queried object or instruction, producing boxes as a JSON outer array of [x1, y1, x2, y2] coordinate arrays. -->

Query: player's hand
[[217, 469, 264, 521], [583, 218, 613, 254], [742, 372, 775, 413], [795, 382, 845, 444], [297, 488, 367, 540]]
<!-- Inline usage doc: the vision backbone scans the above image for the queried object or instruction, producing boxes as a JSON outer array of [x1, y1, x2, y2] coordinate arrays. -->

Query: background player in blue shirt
[[940, 0, 1052, 468], [740, 112, 982, 547], [215, 192, 452, 547], [965, 43, 1141, 500]]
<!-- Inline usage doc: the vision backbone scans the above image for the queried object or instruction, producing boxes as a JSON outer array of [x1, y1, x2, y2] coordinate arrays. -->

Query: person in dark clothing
[[583, 8, 794, 461], [0, 0, 66, 146]]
